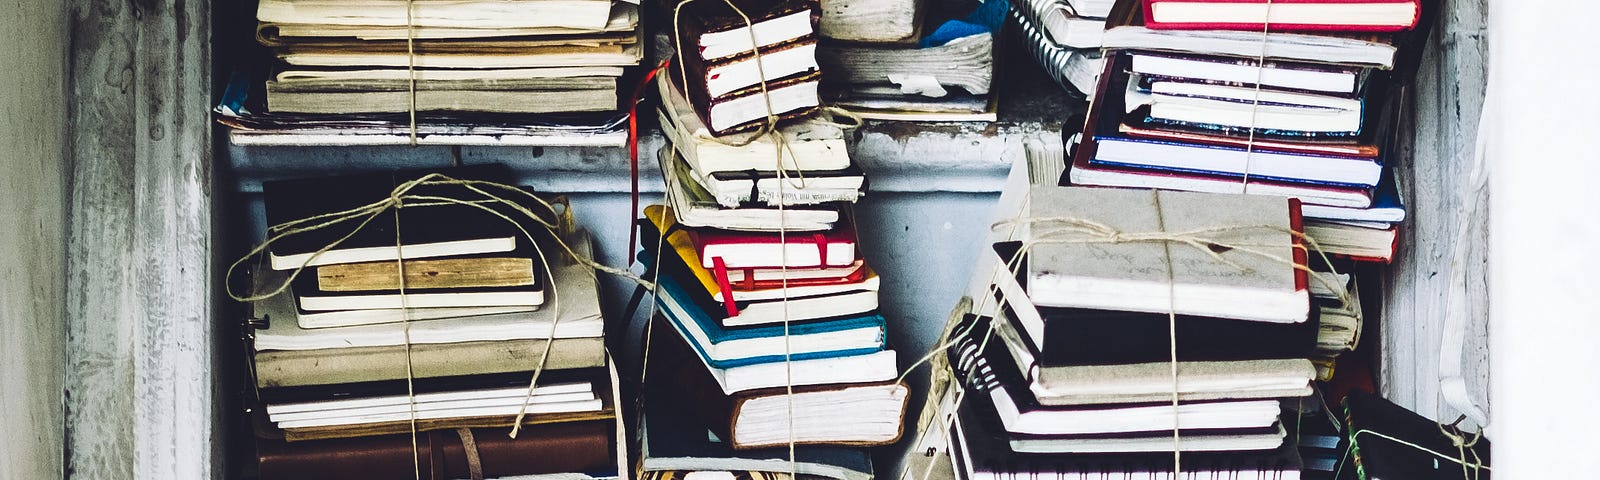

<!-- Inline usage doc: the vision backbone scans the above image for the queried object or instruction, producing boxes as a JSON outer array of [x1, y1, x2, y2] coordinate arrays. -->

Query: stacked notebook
[[639, 28, 908, 473], [1066, 0, 1433, 263], [663, 0, 827, 136], [1011, 0, 1111, 95], [243, 168, 622, 480], [634, 200, 909, 479], [215, 0, 644, 146], [938, 186, 1335, 480], [819, 0, 1004, 121]]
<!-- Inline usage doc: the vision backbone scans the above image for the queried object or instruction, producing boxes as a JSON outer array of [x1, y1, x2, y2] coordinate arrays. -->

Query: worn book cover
[[1022, 185, 1310, 323]]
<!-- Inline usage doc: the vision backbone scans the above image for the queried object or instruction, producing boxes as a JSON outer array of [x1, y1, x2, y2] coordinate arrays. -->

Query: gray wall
[[0, 0, 68, 478]]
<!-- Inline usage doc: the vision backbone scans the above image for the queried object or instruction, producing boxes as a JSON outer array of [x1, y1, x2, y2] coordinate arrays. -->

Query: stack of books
[[243, 168, 622, 480], [637, 19, 908, 472], [819, 0, 1004, 121], [940, 186, 1335, 479], [634, 197, 909, 479], [215, 0, 644, 145], [1011, 0, 1113, 95], [663, 0, 828, 137], [1068, 0, 1431, 263]]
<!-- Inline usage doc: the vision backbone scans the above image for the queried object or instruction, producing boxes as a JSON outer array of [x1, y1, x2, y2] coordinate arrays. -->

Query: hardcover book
[[642, 206, 878, 326], [1341, 391, 1491, 479], [250, 229, 604, 350], [949, 314, 1290, 438], [957, 385, 1287, 454], [687, 215, 858, 269], [1020, 185, 1312, 323], [992, 242, 1320, 366], [1142, 0, 1422, 33], [646, 315, 900, 395], [946, 392, 1304, 480], [665, 0, 824, 135], [262, 166, 547, 270], [658, 76, 851, 176], [652, 269, 887, 369], [660, 146, 843, 232], [649, 323, 908, 449], [252, 337, 607, 388], [639, 391, 875, 480]]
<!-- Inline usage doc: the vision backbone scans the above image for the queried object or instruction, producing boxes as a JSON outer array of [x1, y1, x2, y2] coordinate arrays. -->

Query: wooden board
[[64, 0, 220, 478], [1379, 0, 1490, 426], [0, 0, 68, 477]]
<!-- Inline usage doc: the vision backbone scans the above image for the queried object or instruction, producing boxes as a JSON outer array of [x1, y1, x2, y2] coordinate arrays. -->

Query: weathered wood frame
[[65, 0, 221, 477], [59, 0, 1488, 477]]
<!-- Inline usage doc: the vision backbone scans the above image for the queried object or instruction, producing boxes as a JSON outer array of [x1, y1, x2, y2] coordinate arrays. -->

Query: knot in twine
[[989, 215, 1352, 304], [226, 173, 652, 304], [1439, 417, 1487, 480]]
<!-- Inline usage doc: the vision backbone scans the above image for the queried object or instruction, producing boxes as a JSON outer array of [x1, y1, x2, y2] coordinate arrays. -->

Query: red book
[[687, 216, 857, 269], [1142, 0, 1421, 33]]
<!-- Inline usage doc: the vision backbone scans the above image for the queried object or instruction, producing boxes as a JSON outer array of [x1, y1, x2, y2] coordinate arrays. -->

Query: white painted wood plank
[[0, 0, 68, 478], [65, 0, 219, 478], [1380, 0, 1490, 424]]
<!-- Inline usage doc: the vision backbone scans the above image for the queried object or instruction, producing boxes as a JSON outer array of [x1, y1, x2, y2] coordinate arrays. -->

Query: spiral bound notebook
[[1011, 8, 1103, 96], [948, 392, 1304, 480]]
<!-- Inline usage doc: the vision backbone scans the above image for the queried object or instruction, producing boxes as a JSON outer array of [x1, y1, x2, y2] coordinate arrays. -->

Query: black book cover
[[948, 313, 1286, 440], [262, 165, 557, 262], [1125, 68, 1400, 148], [704, 163, 865, 183], [993, 242, 1319, 366], [1341, 391, 1490, 480], [951, 384, 1302, 478], [640, 378, 874, 480]]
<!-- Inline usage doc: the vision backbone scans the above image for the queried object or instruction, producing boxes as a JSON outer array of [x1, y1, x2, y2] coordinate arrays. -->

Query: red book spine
[[1287, 197, 1310, 293], [1141, 0, 1421, 33]]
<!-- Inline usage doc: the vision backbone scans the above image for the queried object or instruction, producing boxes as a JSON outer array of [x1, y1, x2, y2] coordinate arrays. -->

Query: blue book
[[650, 256, 887, 369], [1300, 168, 1407, 224]]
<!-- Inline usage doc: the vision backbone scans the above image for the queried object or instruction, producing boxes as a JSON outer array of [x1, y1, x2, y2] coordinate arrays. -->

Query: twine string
[[895, 200, 1349, 480], [1438, 420, 1486, 480], [225, 174, 653, 305], [657, 1, 850, 474], [392, 193, 422, 480], [227, 175, 651, 456], [405, 0, 418, 145], [1238, 0, 1276, 192], [1332, 427, 1491, 479], [1151, 191, 1182, 477]]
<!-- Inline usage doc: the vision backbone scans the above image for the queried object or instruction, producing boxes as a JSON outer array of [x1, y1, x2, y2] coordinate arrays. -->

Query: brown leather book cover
[[257, 421, 613, 480]]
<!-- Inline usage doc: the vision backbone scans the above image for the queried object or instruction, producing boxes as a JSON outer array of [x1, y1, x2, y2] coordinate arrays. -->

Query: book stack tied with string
[[1067, 0, 1434, 263], [634, 3, 909, 476], [1010, 0, 1113, 96], [214, 0, 645, 146], [920, 185, 1375, 480], [238, 167, 625, 480], [817, 0, 1003, 121]]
